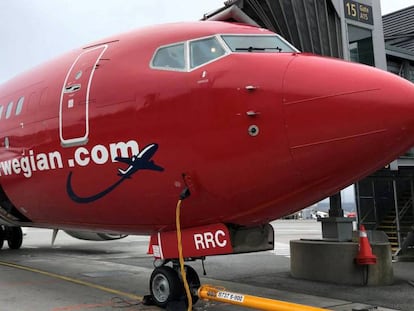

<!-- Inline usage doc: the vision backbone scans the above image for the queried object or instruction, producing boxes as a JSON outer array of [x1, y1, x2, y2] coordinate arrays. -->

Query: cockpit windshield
[[221, 35, 296, 53], [190, 37, 226, 69], [150, 34, 298, 72]]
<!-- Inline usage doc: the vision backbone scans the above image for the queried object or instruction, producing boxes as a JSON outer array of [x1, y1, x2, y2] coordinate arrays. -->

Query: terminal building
[[206, 0, 414, 255], [359, 5, 414, 254]]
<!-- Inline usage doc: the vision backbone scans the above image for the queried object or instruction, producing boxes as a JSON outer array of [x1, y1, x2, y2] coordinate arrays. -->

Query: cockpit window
[[150, 34, 295, 72], [221, 35, 296, 53], [152, 43, 185, 70], [190, 37, 226, 68]]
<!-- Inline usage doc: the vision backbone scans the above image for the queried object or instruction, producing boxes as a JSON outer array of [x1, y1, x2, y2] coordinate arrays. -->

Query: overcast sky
[[0, 0, 224, 83], [0, 0, 412, 83]]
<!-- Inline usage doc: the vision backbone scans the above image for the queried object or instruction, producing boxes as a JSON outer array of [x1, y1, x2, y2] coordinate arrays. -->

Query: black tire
[[0, 227, 4, 250], [7, 227, 23, 250], [184, 265, 200, 305], [150, 266, 183, 308]]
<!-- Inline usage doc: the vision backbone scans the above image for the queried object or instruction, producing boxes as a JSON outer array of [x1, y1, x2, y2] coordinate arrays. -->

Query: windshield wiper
[[235, 46, 282, 52], [235, 47, 264, 52]]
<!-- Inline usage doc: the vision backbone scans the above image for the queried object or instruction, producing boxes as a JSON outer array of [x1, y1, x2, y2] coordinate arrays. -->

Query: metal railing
[[397, 197, 413, 223]]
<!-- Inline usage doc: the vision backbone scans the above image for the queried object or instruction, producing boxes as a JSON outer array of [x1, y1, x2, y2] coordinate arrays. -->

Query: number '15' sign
[[344, 0, 374, 25]]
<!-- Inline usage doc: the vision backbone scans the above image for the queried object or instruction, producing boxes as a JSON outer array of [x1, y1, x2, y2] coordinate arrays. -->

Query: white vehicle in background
[[311, 211, 328, 219]]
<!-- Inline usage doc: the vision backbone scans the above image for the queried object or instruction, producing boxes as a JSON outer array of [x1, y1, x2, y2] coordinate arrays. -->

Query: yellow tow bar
[[198, 285, 331, 311]]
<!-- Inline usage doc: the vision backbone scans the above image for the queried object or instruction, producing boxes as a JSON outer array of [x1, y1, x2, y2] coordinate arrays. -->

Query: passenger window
[[6, 102, 13, 119], [0, 105, 3, 119], [16, 96, 24, 115], [152, 43, 185, 70], [190, 37, 225, 68]]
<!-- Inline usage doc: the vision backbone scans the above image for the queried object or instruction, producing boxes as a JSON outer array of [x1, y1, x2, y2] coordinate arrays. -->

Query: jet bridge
[[205, 0, 386, 67]]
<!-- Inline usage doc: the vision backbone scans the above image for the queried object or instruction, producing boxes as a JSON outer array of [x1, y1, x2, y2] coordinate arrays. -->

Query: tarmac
[[0, 220, 412, 311]]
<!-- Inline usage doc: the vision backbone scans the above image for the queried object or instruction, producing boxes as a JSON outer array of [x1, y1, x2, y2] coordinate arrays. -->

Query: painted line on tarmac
[[51, 301, 114, 311], [0, 261, 142, 301]]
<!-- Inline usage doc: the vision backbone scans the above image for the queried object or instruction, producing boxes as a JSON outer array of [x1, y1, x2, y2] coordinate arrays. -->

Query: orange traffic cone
[[355, 225, 377, 265]]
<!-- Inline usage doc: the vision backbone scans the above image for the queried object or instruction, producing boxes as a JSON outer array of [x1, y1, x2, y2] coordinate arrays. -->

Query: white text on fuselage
[[0, 140, 139, 178], [193, 230, 228, 250]]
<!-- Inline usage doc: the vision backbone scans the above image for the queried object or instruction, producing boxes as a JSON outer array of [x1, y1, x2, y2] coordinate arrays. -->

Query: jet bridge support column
[[320, 192, 354, 241], [329, 193, 344, 217]]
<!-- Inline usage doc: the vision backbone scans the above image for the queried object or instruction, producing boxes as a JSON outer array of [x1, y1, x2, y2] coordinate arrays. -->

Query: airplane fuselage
[[1, 21, 414, 236]]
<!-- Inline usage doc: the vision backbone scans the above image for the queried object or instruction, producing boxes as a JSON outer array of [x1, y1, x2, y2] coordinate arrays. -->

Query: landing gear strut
[[149, 262, 200, 308], [0, 226, 23, 250]]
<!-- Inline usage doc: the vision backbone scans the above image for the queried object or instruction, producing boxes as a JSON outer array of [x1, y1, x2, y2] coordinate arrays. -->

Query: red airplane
[[1, 21, 414, 307]]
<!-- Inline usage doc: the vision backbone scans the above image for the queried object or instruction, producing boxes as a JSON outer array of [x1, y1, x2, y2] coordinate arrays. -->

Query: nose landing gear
[[148, 262, 200, 308]]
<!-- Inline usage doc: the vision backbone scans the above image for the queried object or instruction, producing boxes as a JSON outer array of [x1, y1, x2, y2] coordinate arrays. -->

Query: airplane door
[[59, 45, 107, 147]]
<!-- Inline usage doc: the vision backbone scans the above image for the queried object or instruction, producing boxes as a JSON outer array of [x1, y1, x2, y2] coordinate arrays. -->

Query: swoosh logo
[[66, 143, 164, 204]]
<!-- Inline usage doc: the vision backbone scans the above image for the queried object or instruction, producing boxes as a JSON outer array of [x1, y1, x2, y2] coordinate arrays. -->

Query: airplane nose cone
[[283, 54, 414, 184]]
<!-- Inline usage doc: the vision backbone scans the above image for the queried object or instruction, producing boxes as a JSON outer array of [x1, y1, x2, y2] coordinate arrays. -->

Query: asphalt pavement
[[0, 220, 411, 310]]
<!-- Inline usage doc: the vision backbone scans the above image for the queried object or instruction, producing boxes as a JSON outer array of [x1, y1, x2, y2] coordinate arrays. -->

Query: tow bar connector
[[198, 285, 330, 311]]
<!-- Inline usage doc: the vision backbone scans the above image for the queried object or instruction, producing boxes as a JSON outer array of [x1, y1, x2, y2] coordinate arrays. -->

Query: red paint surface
[[1, 21, 414, 239], [149, 223, 232, 259]]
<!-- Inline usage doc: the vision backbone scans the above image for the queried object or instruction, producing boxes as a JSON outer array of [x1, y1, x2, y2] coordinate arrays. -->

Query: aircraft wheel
[[150, 266, 182, 308], [184, 265, 200, 305], [7, 227, 23, 250], [0, 227, 4, 250]]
